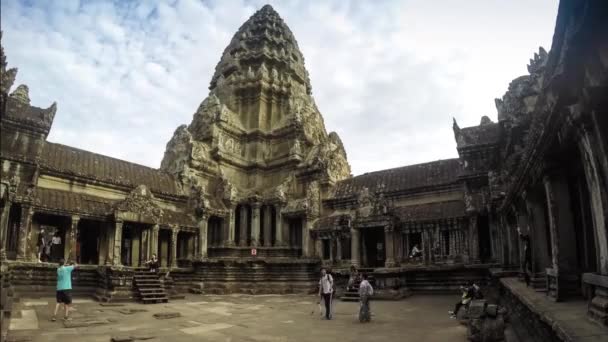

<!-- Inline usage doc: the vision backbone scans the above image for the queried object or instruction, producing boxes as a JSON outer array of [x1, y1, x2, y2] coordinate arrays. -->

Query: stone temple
[[1, 2, 607, 340]]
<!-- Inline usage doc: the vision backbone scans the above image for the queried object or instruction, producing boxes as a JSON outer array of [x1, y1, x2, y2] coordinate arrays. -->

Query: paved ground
[[8, 294, 469, 342]]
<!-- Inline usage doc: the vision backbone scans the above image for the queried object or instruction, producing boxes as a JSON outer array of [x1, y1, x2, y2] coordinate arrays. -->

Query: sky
[[1, 0, 559, 176]]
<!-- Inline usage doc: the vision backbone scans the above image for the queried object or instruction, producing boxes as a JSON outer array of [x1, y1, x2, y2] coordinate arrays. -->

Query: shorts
[[56, 290, 72, 304]]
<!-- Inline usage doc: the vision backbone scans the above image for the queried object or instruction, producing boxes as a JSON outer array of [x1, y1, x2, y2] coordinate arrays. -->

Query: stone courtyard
[[8, 294, 469, 342]]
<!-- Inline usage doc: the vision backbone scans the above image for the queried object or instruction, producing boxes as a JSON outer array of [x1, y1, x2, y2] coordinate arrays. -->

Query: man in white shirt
[[318, 268, 334, 320], [358, 273, 374, 322]]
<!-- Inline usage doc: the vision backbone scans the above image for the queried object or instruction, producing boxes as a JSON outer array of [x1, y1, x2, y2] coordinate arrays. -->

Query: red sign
[[251, 248, 257, 256]]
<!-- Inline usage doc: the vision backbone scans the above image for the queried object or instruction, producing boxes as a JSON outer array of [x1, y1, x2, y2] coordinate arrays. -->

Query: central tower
[[161, 5, 350, 254]]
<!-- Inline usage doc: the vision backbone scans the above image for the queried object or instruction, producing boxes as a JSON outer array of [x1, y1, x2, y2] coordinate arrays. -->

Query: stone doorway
[[478, 215, 492, 262], [361, 227, 385, 268], [77, 219, 101, 265]]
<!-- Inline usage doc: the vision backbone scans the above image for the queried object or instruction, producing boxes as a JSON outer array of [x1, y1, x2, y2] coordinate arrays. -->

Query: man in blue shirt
[[52, 259, 77, 321]]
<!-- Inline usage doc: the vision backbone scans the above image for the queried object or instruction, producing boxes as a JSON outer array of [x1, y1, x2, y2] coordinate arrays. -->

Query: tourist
[[145, 254, 160, 273], [517, 226, 532, 287], [448, 282, 477, 319], [36, 228, 46, 262], [347, 265, 360, 291], [318, 267, 334, 320], [51, 259, 77, 322], [50, 231, 62, 262], [358, 273, 374, 322], [409, 244, 422, 259]]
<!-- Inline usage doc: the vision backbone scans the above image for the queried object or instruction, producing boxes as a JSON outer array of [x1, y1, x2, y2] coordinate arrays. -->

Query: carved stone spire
[[10, 85, 30, 104], [209, 4, 311, 98]]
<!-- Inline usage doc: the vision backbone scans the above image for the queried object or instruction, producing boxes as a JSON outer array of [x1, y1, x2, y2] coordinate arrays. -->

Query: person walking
[[358, 273, 374, 322], [318, 267, 334, 320], [51, 259, 77, 322]]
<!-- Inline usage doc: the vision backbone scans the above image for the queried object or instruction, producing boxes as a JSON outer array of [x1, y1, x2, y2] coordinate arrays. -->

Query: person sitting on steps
[[144, 254, 160, 273], [448, 281, 483, 319]]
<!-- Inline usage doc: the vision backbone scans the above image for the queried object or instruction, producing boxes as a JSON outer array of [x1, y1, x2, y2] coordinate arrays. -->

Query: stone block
[[485, 304, 498, 318], [153, 312, 181, 319], [468, 300, 487, 319]]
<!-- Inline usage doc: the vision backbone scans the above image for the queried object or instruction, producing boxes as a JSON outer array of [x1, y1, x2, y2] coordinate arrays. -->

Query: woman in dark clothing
[[50, 231, 62, 262]]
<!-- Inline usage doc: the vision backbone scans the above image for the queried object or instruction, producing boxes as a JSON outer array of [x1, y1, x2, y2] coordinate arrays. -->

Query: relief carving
[[115, 185, 163, 221]]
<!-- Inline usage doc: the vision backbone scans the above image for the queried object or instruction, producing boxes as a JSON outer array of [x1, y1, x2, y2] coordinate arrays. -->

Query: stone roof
[[3, 95, 56, 132], [313, 214, 350, 230], [33, 187, 196, 227], [331, 159, 461, 199], [454, 121, 501, 149], [40, 142, 183, 197], [393, 200, 466, 223], [33, 187, 115, 218]]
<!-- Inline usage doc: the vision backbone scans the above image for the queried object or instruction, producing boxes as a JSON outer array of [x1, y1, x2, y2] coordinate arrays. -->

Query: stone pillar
[[171, 227, 179, 268], [526, 193, 552, 274], [468, 216, 479, 263], [151, 224, 159, 258], [239, 205, 249, 246], [227, 205, 236, 246], [315, 237, 323, 259], [336, 236, 342, 263], [131, 227, 140, 267], [198, 215, 209, 259], [302, 217, 314, 257], [422, 228, 430, 265], [16, 205, 33, 261], [384, 226, 396, 268], [263, 205, 272, 247], [0, 202, 11, 260], [141, 228, 149, 264], [351, 228, 360, 267], [113, 220, 123, 266], [274, 203, 285, 246], [251, 203, 261, 247], [329, 238, 335, 263], [65, 215, 79, 262], [544, 173, 579, 300]]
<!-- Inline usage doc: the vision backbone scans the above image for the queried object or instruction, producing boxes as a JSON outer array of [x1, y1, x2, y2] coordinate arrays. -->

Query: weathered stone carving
[[115, 185, 163, 221], [9, 85, 29, 104]]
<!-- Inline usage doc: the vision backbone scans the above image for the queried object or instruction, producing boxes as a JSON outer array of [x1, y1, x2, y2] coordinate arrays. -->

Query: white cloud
[[1, 0, 558, 175]]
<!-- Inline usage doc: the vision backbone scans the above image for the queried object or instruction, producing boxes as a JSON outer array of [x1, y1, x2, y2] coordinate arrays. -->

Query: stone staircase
[[133, 271, 168, 304], [340, 268, 375, 302]]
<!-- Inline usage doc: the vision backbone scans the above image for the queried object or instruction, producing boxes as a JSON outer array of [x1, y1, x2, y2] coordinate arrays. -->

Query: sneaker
[[51, 316, 56, 322], [448, 311, 454, 315], [63, 316, 72, 321]]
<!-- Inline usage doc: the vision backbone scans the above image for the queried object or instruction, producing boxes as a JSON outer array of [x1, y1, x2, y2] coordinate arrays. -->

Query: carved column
[[65, 215, 79, 262], [526, 192, 552, 274], [251, 203, 261, 247], [336, 237, 342, 262], [0, 201, 12, 260], [171, 226, 179, 268], [384, 226, 396, 268], [263, 205, 272, 247], [468, 216, 479, 263], [239, 205, 249, 246], [113, 220, 123, 266], [315, 236, 323, 258], [422, 228, 430, 265], [198, 215, 209, 259], [141, 228, 149, 263], [351, 228, 360, 267], [151, 224, 159, 257], [544, 173, 579, 300], [329, 238, 335, 263], [302, 217, 314, 257], [16, 205, 33, 261], [227, 205, 236, 246], [274, 203, 285, 246]]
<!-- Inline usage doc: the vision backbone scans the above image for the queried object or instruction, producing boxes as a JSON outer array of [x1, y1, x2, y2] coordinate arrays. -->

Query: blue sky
[[1, 0, 559, 175]]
